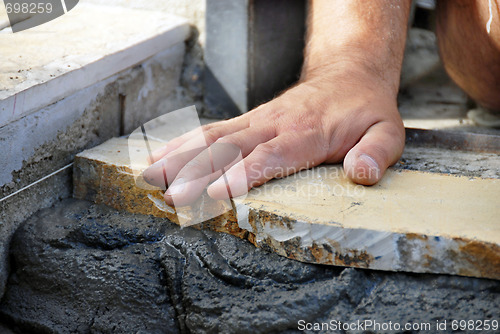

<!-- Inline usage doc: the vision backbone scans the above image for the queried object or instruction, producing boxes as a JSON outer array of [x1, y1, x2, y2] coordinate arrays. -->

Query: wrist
[[300, 54, 402, 98]]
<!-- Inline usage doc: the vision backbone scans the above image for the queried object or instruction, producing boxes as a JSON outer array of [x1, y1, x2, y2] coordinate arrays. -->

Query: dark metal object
[[405, 128, 500, 153], [119, 94, 126, 136], [140, 125, 154, 164], [140, 125, 169, 191], [205, 0, 306, 118]]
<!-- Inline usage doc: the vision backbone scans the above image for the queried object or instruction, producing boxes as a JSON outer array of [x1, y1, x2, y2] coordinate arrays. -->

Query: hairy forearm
[[301, 0, 411, 95]]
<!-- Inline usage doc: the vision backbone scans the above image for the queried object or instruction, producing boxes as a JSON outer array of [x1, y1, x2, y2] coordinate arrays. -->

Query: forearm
[[301, 0, 411, 95]]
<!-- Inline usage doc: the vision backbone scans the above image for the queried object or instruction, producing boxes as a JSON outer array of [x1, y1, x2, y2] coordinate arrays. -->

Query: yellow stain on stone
[[244, 165, 499, 245]]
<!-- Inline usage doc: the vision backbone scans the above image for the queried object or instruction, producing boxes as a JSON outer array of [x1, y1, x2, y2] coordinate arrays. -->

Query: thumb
[[343, 120, 405, 185]]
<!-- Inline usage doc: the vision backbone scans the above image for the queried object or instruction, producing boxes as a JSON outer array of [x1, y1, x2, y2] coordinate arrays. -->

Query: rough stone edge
[[73, 155, 500, 280]]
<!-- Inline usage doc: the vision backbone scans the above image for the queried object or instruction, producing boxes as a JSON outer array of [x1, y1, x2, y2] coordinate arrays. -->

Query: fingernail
[[142, 159, 161, 180], [144, 160, 160, 175], [150, 158, 165, 168], [358, 154, 380, 178], [166, 178, 185, 196], [208, 172, 249, 199], [210, 177, 225, 190]]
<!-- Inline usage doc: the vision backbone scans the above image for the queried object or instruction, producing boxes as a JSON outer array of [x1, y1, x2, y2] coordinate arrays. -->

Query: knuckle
[[218, 133, 243, 150], [254, 142, 283, 161], [268, 109, 286, 126], [201, 123, 215, 131], [254, 106, 284, 127], [201, 119, 230, 132], [203, 128, 223, 144]]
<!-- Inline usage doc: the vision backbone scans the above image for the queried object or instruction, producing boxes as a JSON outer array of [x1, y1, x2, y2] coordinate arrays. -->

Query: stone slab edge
[[73, 145, 500, 280]]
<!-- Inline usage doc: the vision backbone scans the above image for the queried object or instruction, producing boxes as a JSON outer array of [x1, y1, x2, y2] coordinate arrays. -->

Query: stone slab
[[0, 3, 189, 128], [74, 137, 500, 279]]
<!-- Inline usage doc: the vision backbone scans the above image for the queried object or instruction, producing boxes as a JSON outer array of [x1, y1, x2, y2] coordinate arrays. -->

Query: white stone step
[[0, 3, 190, 128]]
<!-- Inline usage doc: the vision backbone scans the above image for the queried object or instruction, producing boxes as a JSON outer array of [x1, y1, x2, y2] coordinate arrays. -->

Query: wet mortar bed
[[0, 145, 499, 333], [395, 145, 500, 179]]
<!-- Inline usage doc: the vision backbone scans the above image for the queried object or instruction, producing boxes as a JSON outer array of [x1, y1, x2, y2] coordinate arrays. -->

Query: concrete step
[[74, 137, 500, 280], [0, 3, 189, 127], [1, 3, 190, 190], [0, 3, 190, 300], [0, 2, 190, 194]]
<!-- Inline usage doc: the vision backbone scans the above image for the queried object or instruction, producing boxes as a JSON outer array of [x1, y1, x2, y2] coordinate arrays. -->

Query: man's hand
[[143, 0, 410, 206]]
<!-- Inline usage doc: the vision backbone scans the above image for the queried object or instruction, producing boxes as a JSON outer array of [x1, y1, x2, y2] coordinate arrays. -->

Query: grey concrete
[[85, 0, 206, 114], [0, 44, 189, 301], [0, 199, 498, 333], [397, 145, 500, 179], [0, 4, 189, 128], [204, 0, 306, 118], [400, 28, 440, 88]]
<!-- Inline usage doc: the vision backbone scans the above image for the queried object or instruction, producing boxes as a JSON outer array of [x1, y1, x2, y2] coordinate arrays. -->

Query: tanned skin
[[437, 0, 500, 111], [144, 0, 500, 206]]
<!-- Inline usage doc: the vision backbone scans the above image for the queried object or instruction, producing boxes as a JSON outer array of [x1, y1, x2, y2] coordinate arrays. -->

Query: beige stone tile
[[74, 137, 500, 279]]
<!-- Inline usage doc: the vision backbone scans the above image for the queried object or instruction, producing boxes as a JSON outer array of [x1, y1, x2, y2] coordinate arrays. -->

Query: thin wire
[[140, 124, 168, 191], [141, 125, 154, 164], [0, 163, 74, 203]]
